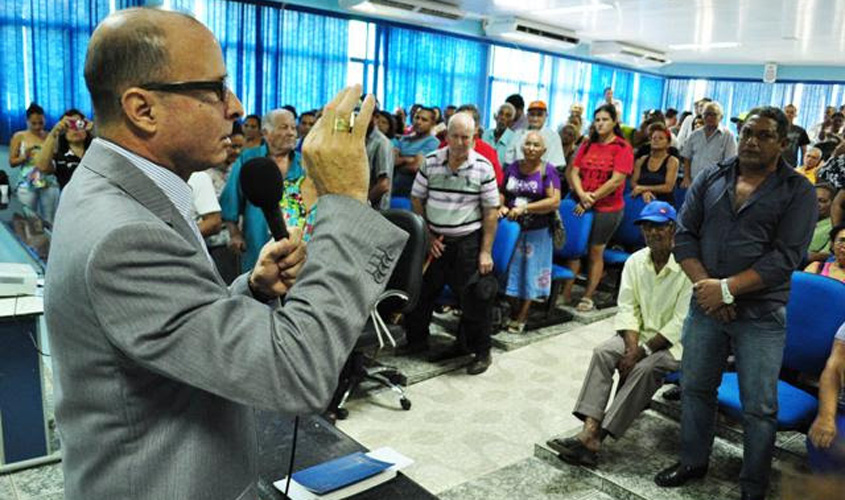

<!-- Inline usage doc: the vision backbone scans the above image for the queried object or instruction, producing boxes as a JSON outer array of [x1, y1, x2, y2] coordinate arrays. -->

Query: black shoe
[[466, 352, 492, 375], [546, 436, 581, 455], [556, 440, 598, 467], [740, 492, 765, 500], [654, 462, 708, 487]]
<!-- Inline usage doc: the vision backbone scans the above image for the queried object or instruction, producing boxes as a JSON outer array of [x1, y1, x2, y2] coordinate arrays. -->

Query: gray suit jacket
[[45, 141, 407, 499]]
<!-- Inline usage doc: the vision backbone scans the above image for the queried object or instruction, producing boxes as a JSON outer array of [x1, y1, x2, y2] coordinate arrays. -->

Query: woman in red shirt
[[563, 104, 634, 311]]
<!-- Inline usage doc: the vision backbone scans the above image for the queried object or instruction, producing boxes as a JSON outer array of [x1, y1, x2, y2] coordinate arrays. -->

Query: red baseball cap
[[527, 100, 547, 112]]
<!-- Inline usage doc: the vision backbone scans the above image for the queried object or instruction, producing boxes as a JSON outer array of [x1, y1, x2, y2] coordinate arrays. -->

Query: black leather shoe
[[740, 492, 765, 500], [654, 462, 708, 487], [466, 352, 492, 375]]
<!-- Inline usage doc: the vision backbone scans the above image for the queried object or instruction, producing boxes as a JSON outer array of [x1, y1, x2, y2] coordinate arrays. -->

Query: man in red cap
[[504, 100, 567, 174]]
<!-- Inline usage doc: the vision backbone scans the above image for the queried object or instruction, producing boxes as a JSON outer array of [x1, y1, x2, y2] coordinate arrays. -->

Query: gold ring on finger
[[333, 117, 351, 132]]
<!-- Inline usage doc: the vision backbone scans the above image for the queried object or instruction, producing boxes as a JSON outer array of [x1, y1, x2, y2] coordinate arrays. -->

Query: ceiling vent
[[484, 17, 580, 51], [339, 0, 466, 24], [591, 41, 670, 68]]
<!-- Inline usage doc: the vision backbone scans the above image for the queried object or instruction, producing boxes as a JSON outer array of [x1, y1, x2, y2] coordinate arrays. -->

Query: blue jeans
[[679, 302, 786, 497]]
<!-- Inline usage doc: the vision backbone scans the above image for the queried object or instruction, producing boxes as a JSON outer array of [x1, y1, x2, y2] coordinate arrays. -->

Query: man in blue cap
[[547, 201, 692, 466]]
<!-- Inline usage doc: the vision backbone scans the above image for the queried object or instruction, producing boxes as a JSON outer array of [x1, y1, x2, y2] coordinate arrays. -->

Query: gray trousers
[[573, 335, 680, 438]]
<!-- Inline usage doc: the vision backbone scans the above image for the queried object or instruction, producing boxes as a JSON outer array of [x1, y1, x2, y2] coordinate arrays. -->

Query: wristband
[[720, 278, 735, 305], [641, 343, 653, 357]]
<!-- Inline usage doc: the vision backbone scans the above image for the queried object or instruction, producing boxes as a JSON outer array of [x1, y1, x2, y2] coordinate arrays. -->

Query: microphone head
[[240, 157, 284, 209]]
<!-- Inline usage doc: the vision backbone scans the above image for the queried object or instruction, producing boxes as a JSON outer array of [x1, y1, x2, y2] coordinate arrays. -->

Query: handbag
[[539, 166, 566, 250]]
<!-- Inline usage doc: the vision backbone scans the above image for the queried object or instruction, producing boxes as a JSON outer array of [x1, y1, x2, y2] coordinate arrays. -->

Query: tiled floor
[[336, 318, 615, 495]]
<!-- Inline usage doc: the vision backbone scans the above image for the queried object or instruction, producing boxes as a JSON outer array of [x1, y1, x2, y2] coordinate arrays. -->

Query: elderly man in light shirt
[[481, 102, 516, 166], [504, 100, 567, 170], [547, 201, 692, 467], [680, 101, 737, 188]]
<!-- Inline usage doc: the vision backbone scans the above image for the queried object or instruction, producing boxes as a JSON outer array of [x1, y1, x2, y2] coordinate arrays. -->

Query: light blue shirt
[[481, 127, 514, 167]]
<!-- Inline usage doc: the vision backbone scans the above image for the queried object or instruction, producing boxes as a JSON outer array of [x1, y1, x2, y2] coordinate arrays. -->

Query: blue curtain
[[662, 78, 844, 131], [0, 0, 141, 143], [380, 25, 489, 117], [171, 0, 349, 116], [637, 74, 666, 118]]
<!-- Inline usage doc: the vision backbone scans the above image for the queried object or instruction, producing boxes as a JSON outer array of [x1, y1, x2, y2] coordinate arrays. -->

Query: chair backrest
[[610, 193, 646, 250], [380, 210, 429, 313], [389, 196, 412, 211], [783, 271, 845, 375], [556, 198, 594, 260], [492, 218, 521, 278]]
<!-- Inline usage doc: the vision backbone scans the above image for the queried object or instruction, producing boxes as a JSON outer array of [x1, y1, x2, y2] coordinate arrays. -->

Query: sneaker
[[466, 352, 492, 375]]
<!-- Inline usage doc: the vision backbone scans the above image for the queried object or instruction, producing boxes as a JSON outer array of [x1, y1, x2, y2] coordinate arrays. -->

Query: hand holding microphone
[[240, 156, 306, 297]]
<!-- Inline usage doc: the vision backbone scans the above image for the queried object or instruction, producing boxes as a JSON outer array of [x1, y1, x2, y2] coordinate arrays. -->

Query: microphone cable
[[283, 415, 299, 499]]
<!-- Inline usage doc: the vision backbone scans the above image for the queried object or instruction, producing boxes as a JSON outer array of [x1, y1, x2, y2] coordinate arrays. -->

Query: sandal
[[576, 297, 595, 312], [507, 321, 526, 334], [556, 439, 598, 467]]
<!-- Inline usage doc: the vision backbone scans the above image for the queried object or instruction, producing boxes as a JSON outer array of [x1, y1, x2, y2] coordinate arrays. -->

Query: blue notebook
[[292, 451, 394, 495]]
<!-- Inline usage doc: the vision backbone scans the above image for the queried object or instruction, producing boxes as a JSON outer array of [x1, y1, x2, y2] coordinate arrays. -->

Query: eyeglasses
[[834, 238, 845, 246], [739, 128, 779, 143], [139, 78, 230, 103]]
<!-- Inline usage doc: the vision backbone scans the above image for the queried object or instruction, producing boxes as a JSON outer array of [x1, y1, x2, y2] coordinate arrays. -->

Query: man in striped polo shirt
[[403, 112, 500, 375]]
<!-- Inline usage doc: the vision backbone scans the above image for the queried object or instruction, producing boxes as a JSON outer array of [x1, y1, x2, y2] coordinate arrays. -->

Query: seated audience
[[242, 114, 263, 150], [805, 224, 845, 282], [807, 183, 835, 263], [366, 110, 394, 210], [34, 108, 94, 189], [221, 108, 315, 273], [402, 113, 499, 375], [481, 102, 516, 167], [9, 103, 60, 223], [817, 143, 845, 226], [563, 104, 634, 312], [548, 202, 691, 465], [797, 147, 823, 183], [392, 106, 439, 198], [630, 125, 680, 204], [807, 320, 845, 475], [500, 131, 561, 333], [680, 101, 737, 188]]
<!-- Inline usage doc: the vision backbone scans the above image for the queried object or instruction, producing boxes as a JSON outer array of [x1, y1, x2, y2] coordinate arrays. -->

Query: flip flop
[[576, 297, 595, 312], [507, 321, 526, 334], [556, 440, 598, 467]]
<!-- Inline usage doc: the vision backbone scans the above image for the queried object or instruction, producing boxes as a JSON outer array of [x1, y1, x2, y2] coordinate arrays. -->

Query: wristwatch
[[641, 342, 653, 357], [720, 278, 735, 305]]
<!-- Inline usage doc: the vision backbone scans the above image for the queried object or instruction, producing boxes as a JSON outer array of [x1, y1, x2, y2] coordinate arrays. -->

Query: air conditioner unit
[[483, 17, 580, 51], [591, 41, 670, 68], [339, 0, 466, 24]]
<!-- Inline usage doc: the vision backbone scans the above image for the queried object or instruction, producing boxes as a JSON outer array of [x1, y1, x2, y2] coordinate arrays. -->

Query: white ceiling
[[446, 0, 845, 65]]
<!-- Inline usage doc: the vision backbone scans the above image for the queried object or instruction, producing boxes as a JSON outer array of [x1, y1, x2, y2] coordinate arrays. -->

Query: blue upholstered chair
[[546, 198, 594, 313], [389, 196, 412, 211], [716, 272, 845, 430]]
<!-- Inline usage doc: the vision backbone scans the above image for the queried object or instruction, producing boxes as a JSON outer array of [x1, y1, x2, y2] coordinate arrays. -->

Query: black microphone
[[239, 157, 290, 241]]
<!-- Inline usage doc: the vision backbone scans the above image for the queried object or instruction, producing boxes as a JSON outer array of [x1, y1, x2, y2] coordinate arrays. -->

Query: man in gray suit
[[44, 8, 407, 500]]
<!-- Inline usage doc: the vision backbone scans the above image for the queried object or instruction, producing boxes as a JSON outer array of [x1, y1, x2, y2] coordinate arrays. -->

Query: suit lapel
[[81, 141, 227, 287]]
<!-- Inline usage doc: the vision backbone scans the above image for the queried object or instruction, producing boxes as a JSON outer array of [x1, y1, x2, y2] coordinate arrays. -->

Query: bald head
[[448, 112, 475, 135], [84, 8, 206, 125]]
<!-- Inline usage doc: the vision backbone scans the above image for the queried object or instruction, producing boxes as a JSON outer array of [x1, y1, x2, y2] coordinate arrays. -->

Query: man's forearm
[[816, 366, 841, 421], [833, 190, 845, 226], [480, 208, 497, 253], [647, 333, 672, 353], [368, 176, 389, 204], [682, 158, 691, 179], [620, 330, 640, 351], [679, 257, 710, 283]]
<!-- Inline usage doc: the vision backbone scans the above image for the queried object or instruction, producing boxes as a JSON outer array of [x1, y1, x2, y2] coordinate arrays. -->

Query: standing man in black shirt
[[654, 107, 817, 500], [781, 104, 810, 167]]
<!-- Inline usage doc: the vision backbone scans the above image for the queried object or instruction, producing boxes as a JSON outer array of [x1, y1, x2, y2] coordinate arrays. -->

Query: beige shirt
[[614, 247, 693, 358]]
